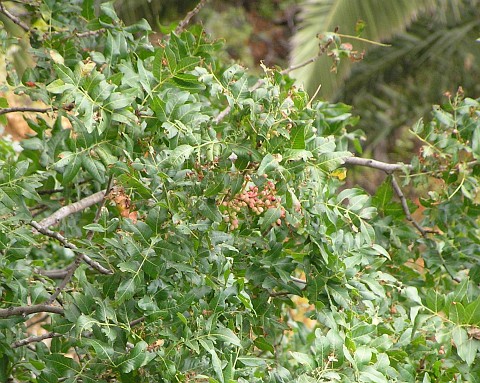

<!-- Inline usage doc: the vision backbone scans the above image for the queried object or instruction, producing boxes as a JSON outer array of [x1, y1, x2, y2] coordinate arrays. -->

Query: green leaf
[[81, 0, 95, 20], [254, 336, 275, 353], [403, 286, 422, 305], [83, 223, 106, 232], [199, 199, 223, 222], [62, 153, 82, 184], [211, 327, 242, 347], [260, 206, 282, 231], [317, 151, 351, 171], [472, 126, 480, 160], [237, 356, 267, 367], [46, 79, 75, 94], [258, 153, 280, 176], [118, 341, 154, 373], [290, 351, 315, 369], [82, 155, 105, 183], [168, 144, 194, 167], [83, 338, 115, 361], [290, 125, 306, 149], [465, 297, 480, 325], [171, 73, 206, 91], [115, 276, 138, 304]]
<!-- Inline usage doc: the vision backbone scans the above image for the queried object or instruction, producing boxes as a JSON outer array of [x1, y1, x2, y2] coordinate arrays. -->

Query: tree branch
[[214, 105, 231, 124], [38, 190, 106, 228], [129, 316, 145, 327], [390, 175, 428, 237], [0, 304, 63, 319], [280, 54, 321, 76], [37, 267, 70, 279], [30, 220, 113, 275], [11, 332, 62, 348], [175, 0, 208, 35], [344, 156, 412, 173], [0, 106, 54, 116], [75, 29, 105, 37], [0, 2, 29, 32], [344, 156, 432, 236]]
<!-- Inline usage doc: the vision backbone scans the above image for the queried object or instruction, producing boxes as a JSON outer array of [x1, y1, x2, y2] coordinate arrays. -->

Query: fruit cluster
[[222, 178, 286, 230]]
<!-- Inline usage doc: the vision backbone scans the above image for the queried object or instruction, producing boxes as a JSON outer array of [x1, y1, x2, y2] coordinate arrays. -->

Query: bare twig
[[38, 188, 64, 195], [37, 266, 71, 279], [30, 220, 113, 275], [214, 105, 231, 124], [344, 156, 431, 236], [38, 190, 106, 228], [86, 177, 113, 241], [0, 106, 54, 116], [0, 304, 63, 319], [0, 2, 29, 32], [75, 29, 105, 38], [390, 175, 430, 237], [130, 316, 145, 327], [290, 276, 306, 285], [174, 0, 208, 35], [45, 255, 83, 304], [11, 332, 62, 348], [280, 54, 321, 76], [344, 157, 412, 173], [27, 314, 49, 328]]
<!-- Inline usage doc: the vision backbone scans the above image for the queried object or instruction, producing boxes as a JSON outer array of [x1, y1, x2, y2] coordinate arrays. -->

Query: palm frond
[[290, 0, 437, 99]]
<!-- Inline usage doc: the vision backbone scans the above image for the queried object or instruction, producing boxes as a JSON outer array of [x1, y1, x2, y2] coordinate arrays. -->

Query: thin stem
[[390, 175, 428, 237], [0, 2, 29, 32], [280, 54, 321, 75], [336, 33, 391, 47], [174, 0, 208, 35]]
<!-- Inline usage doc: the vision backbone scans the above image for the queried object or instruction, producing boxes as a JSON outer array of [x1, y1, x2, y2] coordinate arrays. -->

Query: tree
[[1, 1, 480, 382]]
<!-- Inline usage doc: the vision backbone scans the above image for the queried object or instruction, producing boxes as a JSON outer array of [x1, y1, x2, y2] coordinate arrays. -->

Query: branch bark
[[344, 156, 430, 236], [38, 190, 106, 228], [344, 156, 412, 173], [0, 106, 54, 116], [174, 0, 208, 35], [0, 304, 63, 319], [0, 2, 29, 32], [390, 175, 427, 236], [11, 332, 62, 348], [30, 220, 113, 276]]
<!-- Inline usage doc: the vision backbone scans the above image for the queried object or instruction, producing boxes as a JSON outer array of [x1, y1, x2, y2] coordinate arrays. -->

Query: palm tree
[[290, 0, 480, 153]]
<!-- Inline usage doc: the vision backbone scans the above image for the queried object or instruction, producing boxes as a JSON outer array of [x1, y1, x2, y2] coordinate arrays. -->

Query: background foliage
[[290, 0, 480, 152], [0, 1, 480, 382]]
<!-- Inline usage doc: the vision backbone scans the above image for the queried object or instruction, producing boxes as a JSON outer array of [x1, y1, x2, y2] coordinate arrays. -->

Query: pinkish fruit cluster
[[222, 179, 286, 230]]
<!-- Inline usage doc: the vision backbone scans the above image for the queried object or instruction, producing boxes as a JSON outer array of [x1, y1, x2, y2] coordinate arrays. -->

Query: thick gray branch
[[344, 157, 412, 173], [0, 304, 63, 319], [38, 190, 106, 228]]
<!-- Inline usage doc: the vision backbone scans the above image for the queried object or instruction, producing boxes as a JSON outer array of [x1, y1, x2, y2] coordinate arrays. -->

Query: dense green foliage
[[1, 1, 480, 382]]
